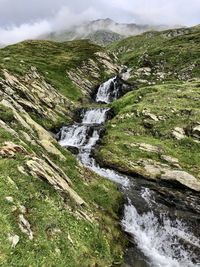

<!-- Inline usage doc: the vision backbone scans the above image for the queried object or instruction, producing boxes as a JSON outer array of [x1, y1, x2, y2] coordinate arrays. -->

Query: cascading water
[[58, 77, 200, 267], [82, 108, 110, 124], [95, 76, 121, 103]]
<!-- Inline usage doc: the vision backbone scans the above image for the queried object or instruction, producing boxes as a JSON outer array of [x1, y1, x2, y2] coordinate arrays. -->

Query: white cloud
[[101, 0, 200, 25], [0, 6, 99, 45], [0, 0, 199, 45]]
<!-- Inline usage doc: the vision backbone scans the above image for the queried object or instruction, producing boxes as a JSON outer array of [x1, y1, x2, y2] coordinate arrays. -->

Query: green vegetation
[[0, 38, 125, 267], [0, 39, 110, 101], [96, 81, 200, 178], [0, 104, 15, 123], [108, 26, 200, 83], [1, 24, 200, 266], [0, 112, 126, 266]]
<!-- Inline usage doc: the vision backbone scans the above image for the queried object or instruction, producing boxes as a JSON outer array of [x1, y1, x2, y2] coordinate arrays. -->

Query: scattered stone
[[5, 196, 14, 203], [67, 233, 74, 244], [8, 234, 20, 248], [139, 143, 161, 153], [172, 127, 186, 140], [17, 166, 28, 176], [55, 248, 61, 255], [142, 109, 159, 121], [161, 155, 181, 168], [18, 214, 33, 240], [161, 155, 179, 164], [192, 125, 200, 139], [19, 205, 26, 214], [0, 142, 27, 157]]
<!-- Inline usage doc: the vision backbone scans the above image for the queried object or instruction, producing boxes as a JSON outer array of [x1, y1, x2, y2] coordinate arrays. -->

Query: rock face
[[67, 52, 119, 94], [0, 142, 27, 157], [161, 170, 200, 191], [26, 157, 85, 206], [1, 69, 73, 127]]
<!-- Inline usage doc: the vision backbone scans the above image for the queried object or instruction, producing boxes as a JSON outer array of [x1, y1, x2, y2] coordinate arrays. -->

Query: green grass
[[97, 81, 200, 178], [0, 104, 15, 123], [108, 26, 200, 83], [0, 113, 126, 266], [0, 39, 108, 102]]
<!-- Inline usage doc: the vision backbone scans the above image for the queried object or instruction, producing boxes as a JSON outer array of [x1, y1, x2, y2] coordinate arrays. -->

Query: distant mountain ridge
[[40, 18, 181, 46]]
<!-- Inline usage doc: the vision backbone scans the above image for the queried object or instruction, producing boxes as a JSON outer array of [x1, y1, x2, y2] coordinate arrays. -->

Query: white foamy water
[[96, 76, 119, 103], [58, 77, 200, 267], [59, 125, 88, 147], [82, 108, 110, 124], [122, 200, 200, 267]]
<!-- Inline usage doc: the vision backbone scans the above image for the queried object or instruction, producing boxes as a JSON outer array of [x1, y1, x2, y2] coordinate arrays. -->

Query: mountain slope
[[0, 39, 118, 102], [0, 40, 125, 266], [95, 25, 200, 191], [109, 25, 200, 84], [41, 18, 175, 46]]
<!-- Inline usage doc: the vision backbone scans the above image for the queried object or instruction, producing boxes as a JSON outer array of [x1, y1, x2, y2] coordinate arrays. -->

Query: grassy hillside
[[96, 80, 200, 188], [0, 111, 125, 266], [109, 26, 200, 84], [0, 39, 125, 266], [95, 26, 200, 190], [0, 39, 116, 101]]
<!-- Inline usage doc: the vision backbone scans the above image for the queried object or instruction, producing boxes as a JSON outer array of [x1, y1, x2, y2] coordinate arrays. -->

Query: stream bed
[[58, 76, 200, 267]]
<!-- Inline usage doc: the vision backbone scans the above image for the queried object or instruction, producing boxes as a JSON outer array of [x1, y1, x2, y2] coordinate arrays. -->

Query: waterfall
[[82, 108, 110, 124], [59, 125, 89, 147], [122, 199, 200, 267], [96, 76, 120, 103], [58, 77, 200, 267]]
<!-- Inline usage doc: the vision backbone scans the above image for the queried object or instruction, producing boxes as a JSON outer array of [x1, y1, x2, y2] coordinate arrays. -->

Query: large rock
[[134, 159, 200, 192], [161, 170, 200, 191], [172, 127, 186, 140], [192, 125, 200, 139], [26, 157, 85, 206]]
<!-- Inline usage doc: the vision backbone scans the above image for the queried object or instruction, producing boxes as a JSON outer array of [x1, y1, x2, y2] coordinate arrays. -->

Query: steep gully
[[57, 76, 200, 267]]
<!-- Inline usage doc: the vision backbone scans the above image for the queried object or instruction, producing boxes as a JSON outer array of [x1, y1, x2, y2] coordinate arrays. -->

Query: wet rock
[[67, 146, 79, 155], [172, 127, 186, 140]]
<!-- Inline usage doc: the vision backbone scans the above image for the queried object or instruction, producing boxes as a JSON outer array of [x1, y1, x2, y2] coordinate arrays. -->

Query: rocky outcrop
[[67, 52, 119, 94], [26, 157, 85, 206], [0, 142, 27, 157], [0, 68, 73, 127]]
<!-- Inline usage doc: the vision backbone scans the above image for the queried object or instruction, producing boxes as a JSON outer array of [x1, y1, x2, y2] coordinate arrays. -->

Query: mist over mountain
[[40, 18, 180, 45]]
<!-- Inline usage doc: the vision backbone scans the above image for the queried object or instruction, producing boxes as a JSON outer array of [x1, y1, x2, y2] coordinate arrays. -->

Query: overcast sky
[[0, 0, 199, 45]]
